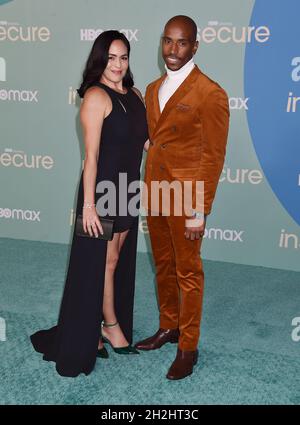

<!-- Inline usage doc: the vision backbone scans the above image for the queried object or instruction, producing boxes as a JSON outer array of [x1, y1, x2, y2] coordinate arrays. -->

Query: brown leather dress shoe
[[134, 328, 179, 350], [166, 348, 198, 380]]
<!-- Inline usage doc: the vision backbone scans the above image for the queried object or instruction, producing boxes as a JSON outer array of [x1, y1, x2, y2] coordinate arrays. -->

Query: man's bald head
[[162, 15, 198, 71], [164, 15, 198, 42]]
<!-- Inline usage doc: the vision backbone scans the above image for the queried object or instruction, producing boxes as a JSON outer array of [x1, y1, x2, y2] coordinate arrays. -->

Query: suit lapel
[[152, 65, 201, 138], [150, 74, 166, 132]]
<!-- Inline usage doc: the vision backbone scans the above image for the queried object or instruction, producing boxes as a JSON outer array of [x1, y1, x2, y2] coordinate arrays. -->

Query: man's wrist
[[185, 210, 206, 228], [191, 210, 205, 220]]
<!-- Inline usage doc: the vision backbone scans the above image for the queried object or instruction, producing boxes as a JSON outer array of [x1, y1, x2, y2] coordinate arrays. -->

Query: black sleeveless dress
[[30, 83, 148, 377]]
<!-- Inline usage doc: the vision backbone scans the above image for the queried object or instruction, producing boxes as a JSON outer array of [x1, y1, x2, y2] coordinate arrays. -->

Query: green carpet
[[0, 237, 299, 405]]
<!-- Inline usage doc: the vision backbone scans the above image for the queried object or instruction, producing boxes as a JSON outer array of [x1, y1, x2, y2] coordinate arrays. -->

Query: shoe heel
[[97, 345, 109, 359], [102, 335, 111, 346], [102, 335, 139, 355]]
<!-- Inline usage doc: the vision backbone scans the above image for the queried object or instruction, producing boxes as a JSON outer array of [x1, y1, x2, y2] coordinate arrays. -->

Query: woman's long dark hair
[[77, 30, 134, 98]]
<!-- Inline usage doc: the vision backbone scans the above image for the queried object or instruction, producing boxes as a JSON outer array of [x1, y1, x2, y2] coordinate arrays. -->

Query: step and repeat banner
[[0, 0, 299, 271]]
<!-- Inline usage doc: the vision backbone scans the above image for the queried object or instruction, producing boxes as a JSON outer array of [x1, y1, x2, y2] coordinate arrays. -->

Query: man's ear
[[193, 40, 199, 55]]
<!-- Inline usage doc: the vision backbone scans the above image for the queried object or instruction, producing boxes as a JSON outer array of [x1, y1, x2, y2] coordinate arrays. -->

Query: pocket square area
[[176, 103, 191, 112]]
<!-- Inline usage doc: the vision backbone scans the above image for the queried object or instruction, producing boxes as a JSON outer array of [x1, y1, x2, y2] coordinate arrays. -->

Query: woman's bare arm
[[80, 87, 111, 205], [79, 87, 111, 235]]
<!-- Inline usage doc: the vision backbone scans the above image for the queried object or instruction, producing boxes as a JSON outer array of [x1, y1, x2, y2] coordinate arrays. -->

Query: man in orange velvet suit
[[135, 15, 230, 380]]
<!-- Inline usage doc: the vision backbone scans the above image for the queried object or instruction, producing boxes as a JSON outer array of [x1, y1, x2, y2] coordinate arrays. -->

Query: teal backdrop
[[0, 0, 299, 272]]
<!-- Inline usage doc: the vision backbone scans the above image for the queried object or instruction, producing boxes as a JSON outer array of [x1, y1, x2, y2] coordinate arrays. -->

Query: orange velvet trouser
[[147, 213, 205, 351]]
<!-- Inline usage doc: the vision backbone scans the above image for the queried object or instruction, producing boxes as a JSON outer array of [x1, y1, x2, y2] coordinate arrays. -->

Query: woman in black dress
[[30, 31, 149, 377]]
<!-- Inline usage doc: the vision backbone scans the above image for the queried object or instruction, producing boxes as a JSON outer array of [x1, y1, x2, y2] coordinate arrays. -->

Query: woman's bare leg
[[98, 229, 129, 348]]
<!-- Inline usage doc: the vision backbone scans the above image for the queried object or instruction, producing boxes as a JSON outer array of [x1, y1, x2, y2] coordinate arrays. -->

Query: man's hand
[[184, 216, 206, 240], [143, 139, 150, 151]]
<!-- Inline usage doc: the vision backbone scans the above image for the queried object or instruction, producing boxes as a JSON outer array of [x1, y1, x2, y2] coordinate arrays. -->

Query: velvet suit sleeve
[[196, 87, 230, 215]]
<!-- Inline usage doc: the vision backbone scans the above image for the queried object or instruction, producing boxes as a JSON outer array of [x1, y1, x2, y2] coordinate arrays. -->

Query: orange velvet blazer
[[143, 65, 230, 216]]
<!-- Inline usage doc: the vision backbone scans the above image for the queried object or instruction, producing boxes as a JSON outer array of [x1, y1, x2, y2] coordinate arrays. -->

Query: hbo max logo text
[[0, 208, 41, 221], [0, 88, 38, 102], [81, 28, 138, 42]]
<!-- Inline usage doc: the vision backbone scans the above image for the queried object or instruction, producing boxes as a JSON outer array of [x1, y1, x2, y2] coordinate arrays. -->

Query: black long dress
[[30, 83, 148, 377]]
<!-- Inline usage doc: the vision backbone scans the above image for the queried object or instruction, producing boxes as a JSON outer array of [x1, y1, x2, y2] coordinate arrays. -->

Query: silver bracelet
[[83, 203, 95, 209]]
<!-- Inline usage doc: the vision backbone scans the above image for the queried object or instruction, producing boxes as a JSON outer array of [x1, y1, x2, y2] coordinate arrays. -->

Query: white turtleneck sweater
[[158, 56, 195, 113]]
